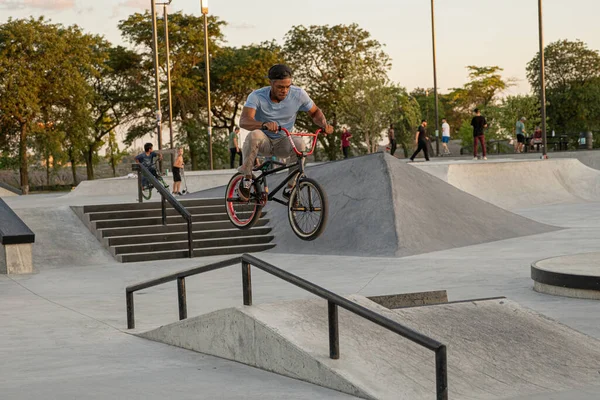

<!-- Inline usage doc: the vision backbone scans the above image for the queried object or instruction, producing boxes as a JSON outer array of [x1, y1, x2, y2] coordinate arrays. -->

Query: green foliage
[[527, 39, 600, 133], [0, 17, 105, 192], [283, 23, 391, 160], [485, 95, 542, 140]]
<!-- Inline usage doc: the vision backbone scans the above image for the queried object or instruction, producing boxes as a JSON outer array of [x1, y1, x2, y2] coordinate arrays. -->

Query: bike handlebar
[[278, 127, 322, 157]]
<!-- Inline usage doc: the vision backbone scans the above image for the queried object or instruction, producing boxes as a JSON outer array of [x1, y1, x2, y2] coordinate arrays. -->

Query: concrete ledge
[[531, 252, 600, 300], [0, 243, 33, 274], [367, 290, 448, 309]]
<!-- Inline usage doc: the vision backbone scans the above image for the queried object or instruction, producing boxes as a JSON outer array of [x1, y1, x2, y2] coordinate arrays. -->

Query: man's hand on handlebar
[[323, 124, 334, 135], [262, 121, 279, 132]]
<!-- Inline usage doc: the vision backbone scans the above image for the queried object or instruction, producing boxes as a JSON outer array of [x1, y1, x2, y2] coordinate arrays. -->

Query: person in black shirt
[[409, 120, 430, 161], [471, 108, 488, 160]]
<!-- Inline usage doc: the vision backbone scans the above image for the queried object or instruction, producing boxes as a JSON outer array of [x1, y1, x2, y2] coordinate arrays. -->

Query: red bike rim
[[227, 175, 257, 225]]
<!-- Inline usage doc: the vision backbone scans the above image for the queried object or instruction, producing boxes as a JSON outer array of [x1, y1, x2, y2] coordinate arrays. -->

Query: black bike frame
[[252, 158, 305, 207]]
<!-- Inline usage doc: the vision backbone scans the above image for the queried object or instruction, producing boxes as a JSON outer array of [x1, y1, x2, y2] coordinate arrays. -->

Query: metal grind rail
[[125, 254, 448, 399], [132, 163, 193, 257]]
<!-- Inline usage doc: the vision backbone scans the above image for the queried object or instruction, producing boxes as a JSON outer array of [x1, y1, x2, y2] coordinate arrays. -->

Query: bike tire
[[225, 173, 263, 229], [141, 184, 152, 200], [288, 177, 328, 241]]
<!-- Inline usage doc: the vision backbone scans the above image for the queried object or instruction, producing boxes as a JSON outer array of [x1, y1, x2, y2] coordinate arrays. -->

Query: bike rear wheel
[[225, 173, 263, 229], [288, 177, 328, 241], [141, 184, 153, 200]]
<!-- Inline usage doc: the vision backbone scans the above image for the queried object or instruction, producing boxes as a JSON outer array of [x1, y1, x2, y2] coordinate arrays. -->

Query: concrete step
[[87, 205, 226, 221], [93, 211, 265, 230], [112, 235, 275, 255], [106, 226, 272, 246], [98, 219, 270, 238], [82, 198, 223, 213], [118, 243, 276, 263]]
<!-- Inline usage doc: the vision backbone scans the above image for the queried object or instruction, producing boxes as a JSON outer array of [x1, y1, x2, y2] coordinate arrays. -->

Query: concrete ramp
[[138, 297, 600, 400], [415, 158, 600, 209], [265, 153, 557, 256]]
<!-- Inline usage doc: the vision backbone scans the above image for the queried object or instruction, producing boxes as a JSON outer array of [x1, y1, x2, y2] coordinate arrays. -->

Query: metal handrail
[[132, 163, 194, 258], [125, 254, 448, 399]]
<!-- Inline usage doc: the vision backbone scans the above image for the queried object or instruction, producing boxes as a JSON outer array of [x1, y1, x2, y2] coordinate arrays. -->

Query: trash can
[[586, 131, 593, 150]]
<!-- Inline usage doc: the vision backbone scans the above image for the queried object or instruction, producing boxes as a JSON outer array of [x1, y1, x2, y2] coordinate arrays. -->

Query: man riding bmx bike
[[236, 64, 334, 201]]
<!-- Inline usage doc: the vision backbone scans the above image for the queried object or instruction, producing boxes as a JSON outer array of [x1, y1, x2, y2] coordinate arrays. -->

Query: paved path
[[1, 160, 600, 399]]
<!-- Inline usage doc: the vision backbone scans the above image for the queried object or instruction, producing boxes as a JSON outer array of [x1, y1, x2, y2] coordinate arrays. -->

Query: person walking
[[515, 117, 526, 153], [172, 147, 184, 196], [229, 126, 242, 168], [471, 109, 488, 160], [409, 120, 430, 162], [388, 124, 397, 156], [441, 118, 450, 155], [341, 128, 352, 159]]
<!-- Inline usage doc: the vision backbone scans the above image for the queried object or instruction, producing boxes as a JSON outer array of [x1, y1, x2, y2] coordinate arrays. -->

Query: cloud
[[120, 0, 149, 10], [0, 0, 76, 10]]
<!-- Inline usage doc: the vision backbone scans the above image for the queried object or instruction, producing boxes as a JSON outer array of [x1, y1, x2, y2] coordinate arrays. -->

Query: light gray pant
[[238, 129, 306, 177]]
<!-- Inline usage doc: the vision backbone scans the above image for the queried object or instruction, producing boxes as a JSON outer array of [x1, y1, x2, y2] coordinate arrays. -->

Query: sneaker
[[473, 157, 478, 160], [483, 156, 488, 160], [238, 178, 252, 201], [177, 192, 183, 196], [283, 187, 292, 200]]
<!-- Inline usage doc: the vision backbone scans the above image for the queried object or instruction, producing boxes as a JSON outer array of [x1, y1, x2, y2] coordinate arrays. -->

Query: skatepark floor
[[2, 159, 600, 399]]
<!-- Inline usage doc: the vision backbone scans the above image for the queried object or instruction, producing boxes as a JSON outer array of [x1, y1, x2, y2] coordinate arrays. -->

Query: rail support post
[[187, 219, 193, 258], [161, 196, 167, 226], [177, 277, 187, 320], [242, 260, 252, 306], [328, 301, 340, 359], [435, 345, 448, 400], [126, 290, 135, 329]]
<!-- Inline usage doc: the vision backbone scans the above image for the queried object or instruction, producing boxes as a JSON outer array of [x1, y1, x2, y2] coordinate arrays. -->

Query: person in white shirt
[[441, 118, 450, 155]]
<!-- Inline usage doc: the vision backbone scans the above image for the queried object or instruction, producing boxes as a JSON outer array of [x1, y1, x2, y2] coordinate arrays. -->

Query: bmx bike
[[139, 162, 169, 200], [225, 127, 328, 241]]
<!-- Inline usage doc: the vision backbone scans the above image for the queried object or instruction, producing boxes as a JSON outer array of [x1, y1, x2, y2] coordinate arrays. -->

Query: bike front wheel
[[225, 173, 263, 229], [288, 177, 328, 241]]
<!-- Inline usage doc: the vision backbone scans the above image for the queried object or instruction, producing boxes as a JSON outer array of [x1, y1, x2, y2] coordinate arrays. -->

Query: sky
[[1, 0, 600, 96]]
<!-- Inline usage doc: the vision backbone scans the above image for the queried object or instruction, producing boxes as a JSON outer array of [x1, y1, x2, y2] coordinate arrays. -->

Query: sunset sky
[[2, 0, 599, 95]]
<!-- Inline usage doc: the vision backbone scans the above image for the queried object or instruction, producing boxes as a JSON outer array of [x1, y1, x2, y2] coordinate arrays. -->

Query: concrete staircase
[[73, 198, 275, 263]]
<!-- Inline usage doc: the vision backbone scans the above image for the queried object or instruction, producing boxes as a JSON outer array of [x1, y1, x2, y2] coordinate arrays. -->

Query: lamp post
[[200, 0, 213, 170], [538, 0, 548, 159], [150, 0, 163, 158], [430, 0, 440, 157], [163, 4, 174, 149]]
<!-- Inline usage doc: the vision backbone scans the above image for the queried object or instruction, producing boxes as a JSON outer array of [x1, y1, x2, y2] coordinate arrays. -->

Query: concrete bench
[[0, 199, 35, 274]]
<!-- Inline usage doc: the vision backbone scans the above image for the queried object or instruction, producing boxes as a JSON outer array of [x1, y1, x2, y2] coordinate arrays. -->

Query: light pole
[[430, 0, 440, 157], [163, 3, 174, 149], [538, 0, 548, 159], [200, 0, 213, 170], [150, 0, 163, 158]]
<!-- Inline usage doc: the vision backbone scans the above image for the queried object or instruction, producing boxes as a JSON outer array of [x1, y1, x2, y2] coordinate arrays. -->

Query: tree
[[339, 78, 397, 154], [0, 17, 102, 193], [105, 130, 129, 177], [485, 95, 541, 140], [283, 23, 391, 160], [392, 92, 422, 158], [211, 42, 284, 133], [82, 45, 150, 180], [119, 12, 226, 170], [527, 39, 600, 134]]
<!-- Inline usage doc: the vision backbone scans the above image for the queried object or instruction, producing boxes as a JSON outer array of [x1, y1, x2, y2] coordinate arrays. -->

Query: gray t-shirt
[[516, 121, 525, 136], [135, 151, 158, 169], [244, 86, 314, 139]]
